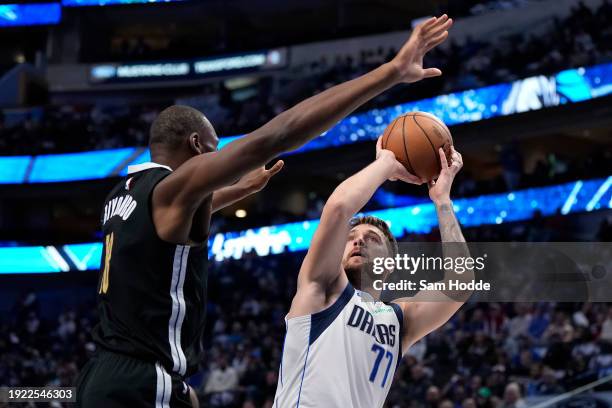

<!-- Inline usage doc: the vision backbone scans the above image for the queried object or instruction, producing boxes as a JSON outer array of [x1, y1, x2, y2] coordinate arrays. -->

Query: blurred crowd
[[1, 217, 612, 407], [1, 1, 610, 156], [106, 0, 543, 62]]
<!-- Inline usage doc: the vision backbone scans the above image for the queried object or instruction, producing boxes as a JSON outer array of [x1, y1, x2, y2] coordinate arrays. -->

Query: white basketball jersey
[[273, 283, 404, 408]]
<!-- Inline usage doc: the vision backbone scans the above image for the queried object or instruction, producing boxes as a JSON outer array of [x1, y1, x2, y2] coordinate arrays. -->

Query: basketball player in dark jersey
[[75, 14, 453, 408]]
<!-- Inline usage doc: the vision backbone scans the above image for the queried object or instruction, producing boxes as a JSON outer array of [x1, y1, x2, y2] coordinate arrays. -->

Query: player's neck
[[150, 151, 184, 173], [361, 285, 383, 302], [349, 271, 383, 302]]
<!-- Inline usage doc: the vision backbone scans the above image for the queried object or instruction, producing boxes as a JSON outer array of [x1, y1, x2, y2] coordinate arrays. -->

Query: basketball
[[381, 112, 454, 181]]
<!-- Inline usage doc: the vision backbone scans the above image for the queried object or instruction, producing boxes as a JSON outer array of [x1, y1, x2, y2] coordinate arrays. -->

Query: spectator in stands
[[203, 356, 240, 407], [1, 215, 612, 406], [425, 385, 442, 408], [502, 382, 527, 408], [462, 397, 477, 408], [600, 306, 612, 344], [508, 304, 532, 339], [535, 366, 565, 395]]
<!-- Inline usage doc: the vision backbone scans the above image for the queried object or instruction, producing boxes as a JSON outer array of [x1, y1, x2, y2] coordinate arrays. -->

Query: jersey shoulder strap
[[309, 282, 355, 345]]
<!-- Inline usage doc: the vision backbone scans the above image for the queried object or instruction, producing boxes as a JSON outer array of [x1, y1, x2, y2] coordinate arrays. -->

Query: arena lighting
[[1, 61, 610, 184], [235, 209, 247, 218], [0, 176, 610, 273], [62, 0, 185, 6], [0, 3, 61, 27], [88, 49, 287, 83]]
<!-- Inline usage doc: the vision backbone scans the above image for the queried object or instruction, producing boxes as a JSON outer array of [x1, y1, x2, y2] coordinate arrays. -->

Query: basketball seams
[[412, 115, 440, 171], [400, 115, 416, 175], [384, 112, 452, 180], [412, 115, 448, 178], [382, 117, 400, 149]]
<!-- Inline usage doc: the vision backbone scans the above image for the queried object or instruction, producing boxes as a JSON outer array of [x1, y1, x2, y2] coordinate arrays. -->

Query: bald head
[[149, 105, 217, 151], [504, 382, 522, 403]]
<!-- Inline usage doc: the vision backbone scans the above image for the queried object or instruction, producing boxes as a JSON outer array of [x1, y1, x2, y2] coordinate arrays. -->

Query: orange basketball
[[381, 112, 453, 181]]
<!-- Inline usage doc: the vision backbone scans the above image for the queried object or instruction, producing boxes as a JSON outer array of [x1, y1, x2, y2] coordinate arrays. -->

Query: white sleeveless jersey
[[273, 283, 404, 408]]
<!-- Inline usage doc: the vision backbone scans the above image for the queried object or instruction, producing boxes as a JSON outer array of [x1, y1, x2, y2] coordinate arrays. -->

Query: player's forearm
[[253, 63, 400, 156], [211, 184, 252, 213], [434, 200, 465, 243], [326, 155, 395, 217], [434, 200, 473, 301]]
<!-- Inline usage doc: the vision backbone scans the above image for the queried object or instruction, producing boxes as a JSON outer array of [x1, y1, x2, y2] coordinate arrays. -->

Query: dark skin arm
[[153, 15, 453, 244], [188, 161, 284, 242], [210, 161, 284, 213]]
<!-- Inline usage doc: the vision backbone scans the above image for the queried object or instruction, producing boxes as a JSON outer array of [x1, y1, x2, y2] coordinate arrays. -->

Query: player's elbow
[[323, 197, 353, 221]]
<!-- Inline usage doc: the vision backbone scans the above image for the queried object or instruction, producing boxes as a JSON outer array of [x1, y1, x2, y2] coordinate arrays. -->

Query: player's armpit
[[286, 279, 332, 318]]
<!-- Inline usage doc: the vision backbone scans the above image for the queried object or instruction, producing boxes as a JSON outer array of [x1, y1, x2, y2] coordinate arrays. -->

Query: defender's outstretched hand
[[376, 137, 424, 185], [240, 160, 285, 193], [428, 146, 463, 203], [391, 14, 453, 83]]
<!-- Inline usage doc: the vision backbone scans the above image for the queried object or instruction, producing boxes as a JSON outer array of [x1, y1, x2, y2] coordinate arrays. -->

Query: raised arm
[[211, 161, 284, 213], [399, 147, 474, 349], [288, 140, 423, 317], [153, 16, 453, 243]]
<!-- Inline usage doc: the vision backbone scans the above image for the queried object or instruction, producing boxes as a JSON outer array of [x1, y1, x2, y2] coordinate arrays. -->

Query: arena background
[[0, 0, 611, 406]]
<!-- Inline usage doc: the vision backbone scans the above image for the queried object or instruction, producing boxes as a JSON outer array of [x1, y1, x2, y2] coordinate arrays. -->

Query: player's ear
[[189, 133, 203, 155]]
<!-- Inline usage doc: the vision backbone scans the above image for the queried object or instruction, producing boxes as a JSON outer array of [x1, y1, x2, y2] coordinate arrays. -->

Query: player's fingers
[[423, 15, 449, 36], [439, 148, 449, 170], [428, 180, 436, 189], [421, 15, 446, 33], [425, 31, 449, 51], [394, 165, 423, 184], [450, 152, 462, 173], [450, 145, 461, 158], [267, 160, 284, 176], [423, 67, 442, 78], [451, 147, 463, 165], [426, 17, 452, 38], [416, 16, 438, 34], [452, 150, 462, 162]]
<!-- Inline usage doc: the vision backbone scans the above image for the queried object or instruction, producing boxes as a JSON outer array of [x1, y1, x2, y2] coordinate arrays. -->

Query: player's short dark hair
[[350, 215, 398, 257], [149, 105, 207, 149]]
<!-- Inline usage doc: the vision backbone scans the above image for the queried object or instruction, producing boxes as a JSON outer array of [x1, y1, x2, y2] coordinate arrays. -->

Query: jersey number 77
[[369, 343, 393, 388]]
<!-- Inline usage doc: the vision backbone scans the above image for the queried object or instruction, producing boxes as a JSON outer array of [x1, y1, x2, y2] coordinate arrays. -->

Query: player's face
[[342, 224, 390, 272]]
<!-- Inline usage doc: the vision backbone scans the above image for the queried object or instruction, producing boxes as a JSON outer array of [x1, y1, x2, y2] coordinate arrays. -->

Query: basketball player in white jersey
[[273, 138, 473, 407]]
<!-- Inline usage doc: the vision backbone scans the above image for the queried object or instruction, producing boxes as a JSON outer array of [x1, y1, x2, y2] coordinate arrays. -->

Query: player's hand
[[238, 160, 284, 193], [376, 137, 424, 185], [428, 146, 462, 203], [389, 14, 453, 83]]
